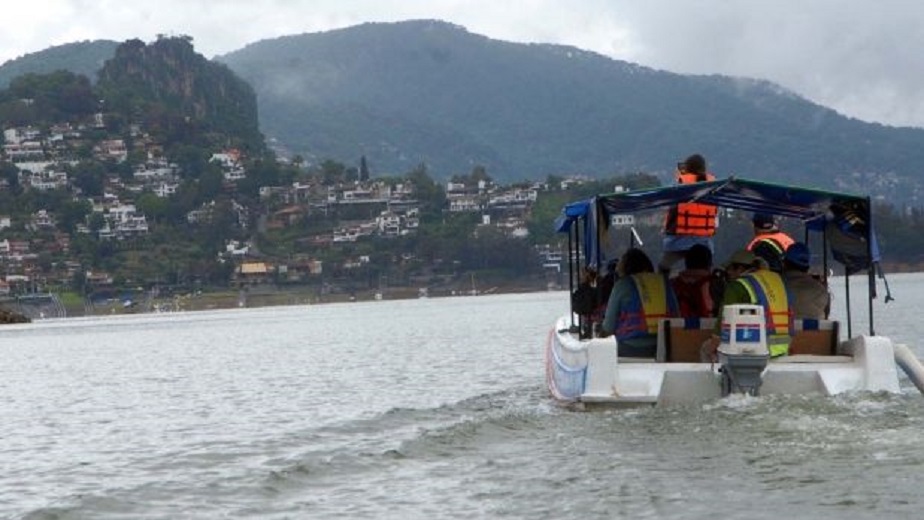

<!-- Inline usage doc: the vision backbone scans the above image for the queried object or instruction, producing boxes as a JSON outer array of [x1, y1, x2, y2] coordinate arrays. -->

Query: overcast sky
[[3, 0, 923, 128]]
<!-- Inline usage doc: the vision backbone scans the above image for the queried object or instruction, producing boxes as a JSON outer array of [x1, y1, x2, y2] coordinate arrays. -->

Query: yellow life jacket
[[735, 270, 794, 357], [616, 273, 679, 339]]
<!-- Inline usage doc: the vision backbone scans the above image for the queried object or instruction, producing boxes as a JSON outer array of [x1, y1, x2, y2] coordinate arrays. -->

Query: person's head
[[678, 153, 707, 176], [722, 249, 759, 279], [580, 267, 597, 283], [617, 248, 654, 277], [683, 244, 713, 271], [751, 212, 778, 233], [784, 242, 812, 272], [752, 241, 783, 272]]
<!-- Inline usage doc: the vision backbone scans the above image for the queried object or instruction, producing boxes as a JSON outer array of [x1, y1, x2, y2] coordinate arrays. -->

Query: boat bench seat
[[790, 318, 839, 355], [656, 317, 841, 362], [657, 317, 716, 362]]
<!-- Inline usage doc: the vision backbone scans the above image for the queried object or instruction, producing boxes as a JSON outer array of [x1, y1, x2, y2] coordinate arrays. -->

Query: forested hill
[[215, 20, 924, 201], [0, 40, 119, 87], [97, 37, 264, 154], [5, 21, 924, 203]]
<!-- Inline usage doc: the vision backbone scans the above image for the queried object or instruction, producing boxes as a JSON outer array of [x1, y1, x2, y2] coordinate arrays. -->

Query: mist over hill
[[4, 21, 924, 202]]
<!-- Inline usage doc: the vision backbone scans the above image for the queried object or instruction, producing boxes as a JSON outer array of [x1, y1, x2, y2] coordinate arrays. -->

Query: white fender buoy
[[893, 343, 924, 395]]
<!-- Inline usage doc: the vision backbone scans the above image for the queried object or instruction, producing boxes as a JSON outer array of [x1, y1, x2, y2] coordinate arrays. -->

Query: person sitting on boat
[[747, 212, 794, 272], [571, 267, 598, 339], [670, 243, 715, 318], [591, 259, 619, 336], [782, 242, 831, 320], [702, 249, 795, 361], [601, 248, 680, 357], [657, 153, 717, 274]]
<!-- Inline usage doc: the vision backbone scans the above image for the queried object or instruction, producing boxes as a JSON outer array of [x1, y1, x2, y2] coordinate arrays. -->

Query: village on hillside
[[0, 113, 587, 310]]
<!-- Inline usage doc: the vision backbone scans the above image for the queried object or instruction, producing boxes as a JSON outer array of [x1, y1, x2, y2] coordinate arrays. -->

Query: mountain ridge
[[215, 20, 924, 202], [2, 20, 924, 202]]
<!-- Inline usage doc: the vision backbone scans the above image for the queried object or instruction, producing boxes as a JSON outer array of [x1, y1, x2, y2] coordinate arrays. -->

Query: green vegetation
[[1, 32, 924, 315], [216, 20, 924, 205]]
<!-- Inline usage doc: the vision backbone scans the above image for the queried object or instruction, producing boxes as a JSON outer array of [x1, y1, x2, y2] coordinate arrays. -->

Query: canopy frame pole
[[866, 196, 876, 336], [567, 222, 575, 329], [596, 202, 603, 268], [845, 268, 852, 339], [822, 224, 829, 287]]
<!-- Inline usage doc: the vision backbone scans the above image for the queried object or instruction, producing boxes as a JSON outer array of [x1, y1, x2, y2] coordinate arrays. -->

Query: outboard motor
[[717, 304, 770, 396]]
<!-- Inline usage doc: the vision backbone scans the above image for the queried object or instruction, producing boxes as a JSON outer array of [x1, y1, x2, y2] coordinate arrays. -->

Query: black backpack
[[571, 284, 597, 315]]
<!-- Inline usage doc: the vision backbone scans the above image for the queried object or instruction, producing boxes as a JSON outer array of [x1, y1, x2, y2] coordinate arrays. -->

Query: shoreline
[[2, 280, 561, 319]]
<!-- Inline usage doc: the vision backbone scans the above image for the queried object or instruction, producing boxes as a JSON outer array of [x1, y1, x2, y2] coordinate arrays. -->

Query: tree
[[360, 155, 370, 182], [56, 200, 92, 233], [320, 159, 347, 185], [198, 168, 224, 202], [470, 165, 492, 184], [406, 163, 446, 218], [69, 161, 106, 197], [136, 193, 170, 224], [0, 162, 20, 193], [171, 145, 209, 179]]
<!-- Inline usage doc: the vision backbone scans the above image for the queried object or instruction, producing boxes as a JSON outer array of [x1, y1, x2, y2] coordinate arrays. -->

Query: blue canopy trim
[[554, 177, 879, 274]]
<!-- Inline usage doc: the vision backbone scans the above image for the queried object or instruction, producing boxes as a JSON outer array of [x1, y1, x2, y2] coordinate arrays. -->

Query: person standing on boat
[[702, 249, 795, 361], [601, 248, 679, 357], [781, 242, 830, 319], [658, 154, 718, 274], [747, 212, 794, 272]]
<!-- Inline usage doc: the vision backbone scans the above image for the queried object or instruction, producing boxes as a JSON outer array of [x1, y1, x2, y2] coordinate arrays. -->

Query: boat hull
[[545, 315, 902, 407]]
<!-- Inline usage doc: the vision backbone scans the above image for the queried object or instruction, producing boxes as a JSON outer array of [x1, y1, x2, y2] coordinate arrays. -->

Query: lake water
[[3, 273, 924, 519]]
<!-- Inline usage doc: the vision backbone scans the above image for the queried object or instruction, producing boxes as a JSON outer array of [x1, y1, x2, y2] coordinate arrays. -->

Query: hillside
[[3, 22, 924, 203], [0, 40, 119, 87], [97, 37, 264, 154], [2, 32, 924, 303], [216, 20, 924, 202]]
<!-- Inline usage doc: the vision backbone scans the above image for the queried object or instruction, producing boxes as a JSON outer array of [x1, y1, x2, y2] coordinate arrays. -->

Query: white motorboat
[[545, 177, 924, 406]]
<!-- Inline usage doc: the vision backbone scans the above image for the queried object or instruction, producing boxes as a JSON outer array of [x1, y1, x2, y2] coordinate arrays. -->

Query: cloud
[[590, 1, 924, 127]]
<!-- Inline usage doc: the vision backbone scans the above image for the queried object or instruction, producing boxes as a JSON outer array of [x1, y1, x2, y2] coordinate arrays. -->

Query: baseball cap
[[752, 212, 776, 230]]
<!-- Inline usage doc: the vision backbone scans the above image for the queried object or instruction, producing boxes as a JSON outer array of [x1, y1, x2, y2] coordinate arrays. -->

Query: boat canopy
[[555, 177, 879, 275]]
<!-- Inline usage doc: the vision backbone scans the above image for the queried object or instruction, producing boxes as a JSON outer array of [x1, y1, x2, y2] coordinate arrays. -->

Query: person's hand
[[701, 335, 721, 362]]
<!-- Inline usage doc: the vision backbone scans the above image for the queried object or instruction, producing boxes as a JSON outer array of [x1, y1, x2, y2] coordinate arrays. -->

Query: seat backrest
[[658, 318, 840, 361], [657, 317, 717, 362], [789, 319, 839, 355]]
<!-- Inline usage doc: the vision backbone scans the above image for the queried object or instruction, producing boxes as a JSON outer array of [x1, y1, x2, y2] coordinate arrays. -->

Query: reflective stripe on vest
[[747, 232, 795, 255], [664, 173, 717, 236], [735, 270, 793, 357], [616, 273, 677, 340]]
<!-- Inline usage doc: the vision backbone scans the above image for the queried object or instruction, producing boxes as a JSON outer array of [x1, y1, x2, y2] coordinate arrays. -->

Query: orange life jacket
[[664, 172, 717, 236], [747, 232, 795, 255]]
